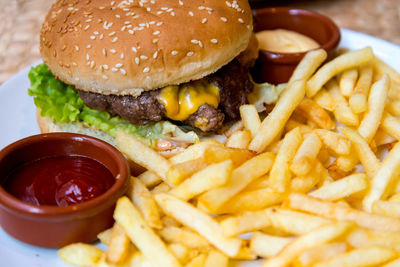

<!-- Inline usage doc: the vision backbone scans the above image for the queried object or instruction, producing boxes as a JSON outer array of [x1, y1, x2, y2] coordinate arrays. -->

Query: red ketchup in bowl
[[5, 155, 114, 207]]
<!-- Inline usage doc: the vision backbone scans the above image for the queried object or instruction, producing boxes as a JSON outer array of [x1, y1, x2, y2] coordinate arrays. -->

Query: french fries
[[155, 193, 242, 257], [307, 47, 374, 97], [59, 46, 400, 267]]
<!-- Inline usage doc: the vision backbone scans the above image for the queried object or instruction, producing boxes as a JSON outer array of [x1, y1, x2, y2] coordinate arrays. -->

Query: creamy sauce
[[256, 29, 320, 53]]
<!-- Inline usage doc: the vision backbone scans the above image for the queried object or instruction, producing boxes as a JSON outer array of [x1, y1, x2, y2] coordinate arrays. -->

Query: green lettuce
[[28, 64, 198, 147]]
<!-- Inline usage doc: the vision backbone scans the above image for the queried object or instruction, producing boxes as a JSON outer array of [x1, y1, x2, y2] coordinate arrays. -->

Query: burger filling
[[75, 59, 253, 133]]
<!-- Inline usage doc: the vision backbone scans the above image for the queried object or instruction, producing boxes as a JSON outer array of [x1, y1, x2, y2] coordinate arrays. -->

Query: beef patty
[[75, 60, 253, 132]]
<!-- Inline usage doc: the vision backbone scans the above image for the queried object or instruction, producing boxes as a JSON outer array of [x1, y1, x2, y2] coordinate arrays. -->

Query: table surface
[[0, 0, 399, 84]]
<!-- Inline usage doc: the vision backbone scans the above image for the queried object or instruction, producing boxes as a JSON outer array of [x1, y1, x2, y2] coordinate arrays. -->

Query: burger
[[29, 0, 258, 154]]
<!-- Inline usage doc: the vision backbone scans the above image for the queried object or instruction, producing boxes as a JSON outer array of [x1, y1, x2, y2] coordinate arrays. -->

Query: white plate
[[0, 29, 399, 267]]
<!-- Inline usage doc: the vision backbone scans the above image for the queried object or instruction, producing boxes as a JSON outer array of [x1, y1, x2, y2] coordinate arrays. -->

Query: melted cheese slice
[[157, 80, 220, 121]]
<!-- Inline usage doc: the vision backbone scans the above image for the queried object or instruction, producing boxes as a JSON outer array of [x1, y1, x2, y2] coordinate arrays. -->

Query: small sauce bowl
[[251, 7, 341, 84], [0, 133, 130, 248]]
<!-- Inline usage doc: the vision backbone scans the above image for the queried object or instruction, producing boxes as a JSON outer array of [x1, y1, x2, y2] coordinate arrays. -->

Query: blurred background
[[0, 0, 399, 84]]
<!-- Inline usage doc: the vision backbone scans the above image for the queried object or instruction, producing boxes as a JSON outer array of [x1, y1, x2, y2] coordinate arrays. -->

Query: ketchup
[[5, 155, 115, 207]]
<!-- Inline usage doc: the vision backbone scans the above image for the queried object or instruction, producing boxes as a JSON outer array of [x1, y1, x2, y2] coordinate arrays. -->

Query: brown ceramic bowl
[[0, 133, 130, 248], [251, 7, 341, 84]]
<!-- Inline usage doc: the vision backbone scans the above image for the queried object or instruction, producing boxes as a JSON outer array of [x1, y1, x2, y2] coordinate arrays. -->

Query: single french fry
[[217, 187, 286, 214], [169, 160, 232, 201], [169, 139, 220, 164], [373, 56, 400, 84], [114, 197, 181, 267], [220, 209, 271, 236], [198, 152, 275, 213], [314, 129, 351, 155], [287, 193, 400, 231], [138, 171, 162, 187], [159, 226, 210, 250], [347, 227, 400, 253], [349, 65, 373, 114], [97, 228, 113, 245], [129, 177, 162, 229], [290, 132, 322, 176], [372, 200, 400, 218], [116, 131, 171, 181], [262, 221, 353, 267], [270, 127, 302, 192], [167, 158, 208, 185], [58, 243, 104, 266], [290, 161, 325, 193], [226, 130, 252, 149], [339, 68, 358, 97], [327, 79, 359, 126], [295, 98, 335, 129], [168, 243, 189, 264], [363, 142, 400, 212], [293, 242, 348, 267], [250, 232, 293, 258], [288, 48, 327, 84], [381, 113, 400, 141], [204, 250, 228, 267], [312, 246, 397, 267], [336, 149, 359, 173], [308, 173, 368, 201], [240, 104, 261, 137], [106, 223, 131, 264], [249, 80, 306, 153], [313, 88, 335, 111], [339, 127, 380, 178], [154, 194, 242, 257], [306, 47, 374, 97], [266, 207, 330, 235], [358, 74, 389, 143]]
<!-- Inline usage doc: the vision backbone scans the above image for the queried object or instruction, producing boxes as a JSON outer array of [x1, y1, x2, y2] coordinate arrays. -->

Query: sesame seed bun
[[40, 0, 253, 96]]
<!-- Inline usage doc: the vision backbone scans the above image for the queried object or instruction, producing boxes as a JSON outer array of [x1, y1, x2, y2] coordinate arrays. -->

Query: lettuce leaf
[[28, 64, 198, 147]]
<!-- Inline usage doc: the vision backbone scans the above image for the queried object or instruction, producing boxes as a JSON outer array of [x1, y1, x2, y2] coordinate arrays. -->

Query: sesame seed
[[221, 17, 227, 22], [132, 47, 137, 53], [238, 18, 244, 23], [188, 11, 194, 16], [135, 57, 140, 65], [225, 1, 232, 7], [86, 53, 90, 60], [111, 68, 118, 72], [171, 50, 178, 55], [143, 67, 150, 73], [110, 49, 117, 54], [146, 7, 151, 12], [108, 31, 116, 36], [90, 35, 96, 40], [187, 51, 194, 56], [153, 51, 158, 59], [99, 34, 104, 39], [210, 38, 218, 44], [156, 21, 163, 26], [201, 18, 207, 23], [115, 63, 123, 68], [198, 41, 203, 48], [198, 6, 205, 10], [102, 48, 107, 56], [157, 11, 163, 15], [112, 37, 118, 43], [74, 45, 79, 51], [120, 68, 127, 75], [85, 19, 92, 22], [128, 30, 134, 35], [179, 0, 183, 5], [120, 53, 125, 59], [152, 38, 159, 43], [86, 44, 92, 49], [153, 30, 160, 35], [115, 14, 121, 18], [90, 61, 95, 68], [102, 75, 108, 80], [121, 26, 126, 31], [140, 55, 148, 60], [84, 25, 90, 30], [170, 12, 175, 16], [72, 62, 78, 66], [111, 1, 115, 6], [103, 64, 109, 70], [191, 39, 198, 44], [93, 31, 99, 35]]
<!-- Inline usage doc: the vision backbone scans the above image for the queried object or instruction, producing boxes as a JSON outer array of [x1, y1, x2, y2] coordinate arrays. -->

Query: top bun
[[40, 0, 253, 96]]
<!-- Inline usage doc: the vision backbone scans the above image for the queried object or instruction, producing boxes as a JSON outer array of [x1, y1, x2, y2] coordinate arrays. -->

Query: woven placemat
[[0, 0, 399, 84]]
